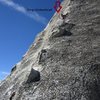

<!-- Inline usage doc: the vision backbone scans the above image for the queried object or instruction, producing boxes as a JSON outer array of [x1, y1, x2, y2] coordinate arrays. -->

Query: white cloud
[[1, 71, 10, 75], [0, 71, 10, 80], [0, 0, 48, 25]]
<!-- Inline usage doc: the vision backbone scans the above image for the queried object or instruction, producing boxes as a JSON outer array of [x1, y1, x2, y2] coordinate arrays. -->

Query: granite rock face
[[0, 0, 100, 100]]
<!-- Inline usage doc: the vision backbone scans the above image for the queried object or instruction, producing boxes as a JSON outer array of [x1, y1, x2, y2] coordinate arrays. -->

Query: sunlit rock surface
[[0, 0, 100, 100]]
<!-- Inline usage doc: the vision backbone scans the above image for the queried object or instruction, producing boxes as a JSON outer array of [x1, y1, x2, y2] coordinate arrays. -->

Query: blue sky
[[0, 0, 63, 80]]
